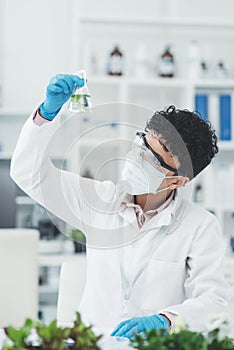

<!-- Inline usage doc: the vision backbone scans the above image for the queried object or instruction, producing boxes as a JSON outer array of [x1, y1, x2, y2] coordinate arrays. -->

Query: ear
[[169, 176, 189, 190]]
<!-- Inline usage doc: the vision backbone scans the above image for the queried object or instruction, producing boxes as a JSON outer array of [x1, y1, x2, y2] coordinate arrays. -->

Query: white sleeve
[[10, 111, 116, 231], [159, 215, 231, 333]]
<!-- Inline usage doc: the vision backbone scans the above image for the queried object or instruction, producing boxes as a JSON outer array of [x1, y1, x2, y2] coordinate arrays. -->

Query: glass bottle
[[200, 60, 209, 79], [69, 70, 92, 112], [215, 61, 229, 79], [158, 44, 175, 78], [107, 45, 123, 76]]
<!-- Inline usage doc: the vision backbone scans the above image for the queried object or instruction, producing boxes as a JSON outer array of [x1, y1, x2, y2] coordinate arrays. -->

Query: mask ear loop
[[154, 176, 185, 194], [164, 175, 185, 179], [155, 186, 173, 194]]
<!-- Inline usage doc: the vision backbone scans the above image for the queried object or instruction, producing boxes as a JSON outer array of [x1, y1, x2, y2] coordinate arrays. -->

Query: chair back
[[57, 256, 87, 327]]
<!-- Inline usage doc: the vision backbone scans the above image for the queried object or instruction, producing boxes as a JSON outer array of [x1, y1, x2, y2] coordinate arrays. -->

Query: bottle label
[[109, 56, 123, 74], [159, 58, 175, 76]]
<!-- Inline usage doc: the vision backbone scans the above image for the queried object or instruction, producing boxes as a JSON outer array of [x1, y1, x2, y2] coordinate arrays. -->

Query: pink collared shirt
[[122, 191, 175, 229], [33, 109, 51, 125]]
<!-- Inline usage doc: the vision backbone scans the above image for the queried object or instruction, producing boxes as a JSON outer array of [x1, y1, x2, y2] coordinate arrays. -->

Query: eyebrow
[[158, 139, 169, 152], [148, 133, 176, 163]]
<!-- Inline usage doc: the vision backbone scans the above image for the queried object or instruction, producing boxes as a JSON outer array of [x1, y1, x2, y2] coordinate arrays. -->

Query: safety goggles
[[133, 132, 178, 175]]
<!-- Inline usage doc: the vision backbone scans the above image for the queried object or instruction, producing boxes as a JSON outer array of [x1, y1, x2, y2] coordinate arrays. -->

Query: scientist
[[10, 74, 229, 338]]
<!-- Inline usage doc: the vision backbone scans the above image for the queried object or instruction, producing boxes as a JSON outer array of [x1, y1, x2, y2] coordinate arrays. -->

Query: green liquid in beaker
[[70, 94, 91, 103]]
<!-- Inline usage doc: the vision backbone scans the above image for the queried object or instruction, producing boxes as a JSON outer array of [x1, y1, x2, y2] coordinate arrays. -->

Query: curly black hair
[[145, 105, 218, 179]]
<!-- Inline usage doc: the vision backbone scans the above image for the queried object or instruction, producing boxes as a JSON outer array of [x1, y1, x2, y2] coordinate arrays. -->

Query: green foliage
[[36, 320, 70, 350], [3, 313, 102, 350], [3, 319, 34, 350], [130, 327, 234, 350], [164, 330, 207, 350], [207, 329, 234, 350], [70, 229, 86, 244], [4, 313, 233, 350], [68, 312, 102, 350]]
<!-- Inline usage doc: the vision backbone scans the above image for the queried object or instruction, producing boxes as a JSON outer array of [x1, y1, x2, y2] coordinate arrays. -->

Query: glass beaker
[[69, 70, 92, 112]]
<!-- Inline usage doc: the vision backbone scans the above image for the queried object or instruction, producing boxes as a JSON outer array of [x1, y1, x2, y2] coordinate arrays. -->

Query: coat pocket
[[139, 259, 186, 313]]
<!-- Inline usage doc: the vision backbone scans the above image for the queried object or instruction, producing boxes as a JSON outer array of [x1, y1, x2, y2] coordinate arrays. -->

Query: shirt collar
[[122, 190, 175, 215], [119, 190, 177, 231]]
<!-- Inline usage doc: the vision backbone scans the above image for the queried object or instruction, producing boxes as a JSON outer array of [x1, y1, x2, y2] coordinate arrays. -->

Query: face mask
[[121, 149, 177, 195]]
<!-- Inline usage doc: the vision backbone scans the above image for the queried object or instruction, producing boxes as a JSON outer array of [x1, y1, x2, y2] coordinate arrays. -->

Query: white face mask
[[121, 149, 177, 195]]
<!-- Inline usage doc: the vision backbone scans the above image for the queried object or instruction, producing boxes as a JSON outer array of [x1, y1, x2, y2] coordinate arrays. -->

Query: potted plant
[[3, 318, 34, 350], [3, 313, 102, 350], [70, 229, 86, 254]]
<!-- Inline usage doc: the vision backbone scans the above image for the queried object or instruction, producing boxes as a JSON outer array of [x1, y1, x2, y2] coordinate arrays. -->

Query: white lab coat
[[10, 112, 230, 334]]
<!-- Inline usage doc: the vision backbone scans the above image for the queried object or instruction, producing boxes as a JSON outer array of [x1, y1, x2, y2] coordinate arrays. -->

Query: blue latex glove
[[110, 314, 169, 339], [40, 74, 84, 120]]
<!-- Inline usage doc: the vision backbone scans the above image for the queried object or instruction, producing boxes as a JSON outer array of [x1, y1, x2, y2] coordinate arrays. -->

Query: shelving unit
[[78, 14, 234, 28], [68, 6, 234, 259], [0, 152, 12, 159]]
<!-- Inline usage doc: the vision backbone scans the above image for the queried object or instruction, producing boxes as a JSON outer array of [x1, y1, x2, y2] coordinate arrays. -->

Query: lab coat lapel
[[119, 205, 138, 226]]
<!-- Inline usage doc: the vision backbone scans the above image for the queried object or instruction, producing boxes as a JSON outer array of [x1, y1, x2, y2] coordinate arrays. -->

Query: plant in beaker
[[69, 70, 92, 112]]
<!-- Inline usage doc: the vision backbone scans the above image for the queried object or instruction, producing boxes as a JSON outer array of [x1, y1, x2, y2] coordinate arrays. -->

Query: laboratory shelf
[[39, 285, 59, 295], [15, 196, 36, 205], [127, 78, 189, 88], [218, 141, 234, 151], [0, 152, 12, 159], [39, 252, 86, 267], [194, 79, 234, 89], [89, 76, 234, 90], [0, 108, 30, 117], [89, 76, 189, 88], [78, 14, 234, 29]]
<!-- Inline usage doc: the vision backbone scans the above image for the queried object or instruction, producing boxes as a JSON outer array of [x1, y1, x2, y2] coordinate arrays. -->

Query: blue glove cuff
[[154, 314, 170, 330], [39, 103, 61, 121]]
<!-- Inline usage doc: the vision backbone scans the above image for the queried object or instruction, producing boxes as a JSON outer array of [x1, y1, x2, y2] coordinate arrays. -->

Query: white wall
[[1, 0, 234, 111], [1, 0, 73, 111]]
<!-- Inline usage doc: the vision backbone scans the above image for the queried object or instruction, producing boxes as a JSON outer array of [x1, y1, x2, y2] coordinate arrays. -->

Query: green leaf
[[68, 312, 102, 350]]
